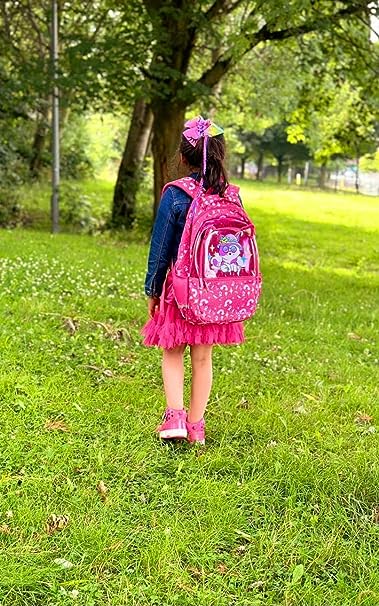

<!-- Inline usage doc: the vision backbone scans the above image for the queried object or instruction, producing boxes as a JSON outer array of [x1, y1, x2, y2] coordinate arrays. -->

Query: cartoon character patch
[[209, 233, 247, 274]]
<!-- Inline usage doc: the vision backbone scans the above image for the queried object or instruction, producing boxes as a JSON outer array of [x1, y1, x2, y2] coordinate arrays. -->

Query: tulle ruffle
[[142, 273, 244, 349]]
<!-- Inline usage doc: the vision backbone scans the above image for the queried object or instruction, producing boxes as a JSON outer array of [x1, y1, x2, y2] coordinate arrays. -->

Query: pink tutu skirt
[[142, 272, 245, 349]]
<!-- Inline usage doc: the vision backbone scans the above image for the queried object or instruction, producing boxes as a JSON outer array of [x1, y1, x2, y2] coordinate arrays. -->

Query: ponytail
[[179, 134, 229, 196], [204, 136, 229, 196]]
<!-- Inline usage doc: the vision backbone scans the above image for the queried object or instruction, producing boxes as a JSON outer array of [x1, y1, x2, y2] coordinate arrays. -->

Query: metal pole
[[51, 0, 59, 233]]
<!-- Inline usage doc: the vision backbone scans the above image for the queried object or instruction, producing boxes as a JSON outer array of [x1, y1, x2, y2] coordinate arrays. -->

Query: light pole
[[51, 0, 59, 233]]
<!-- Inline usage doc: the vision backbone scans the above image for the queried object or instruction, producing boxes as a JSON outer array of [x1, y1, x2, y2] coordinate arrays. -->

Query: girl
[[142, 116, 245, 445]]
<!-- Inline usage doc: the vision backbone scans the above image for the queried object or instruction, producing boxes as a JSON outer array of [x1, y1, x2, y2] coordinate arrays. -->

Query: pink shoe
[[186, 418, 205, 445], [156, 408, 188, 440]]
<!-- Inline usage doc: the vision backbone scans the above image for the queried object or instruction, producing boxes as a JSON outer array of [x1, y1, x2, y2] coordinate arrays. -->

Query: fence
[[328, 171, 379, 196]]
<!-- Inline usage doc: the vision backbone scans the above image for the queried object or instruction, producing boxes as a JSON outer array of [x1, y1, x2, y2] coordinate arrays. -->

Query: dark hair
[[179, 134, 229, 196]]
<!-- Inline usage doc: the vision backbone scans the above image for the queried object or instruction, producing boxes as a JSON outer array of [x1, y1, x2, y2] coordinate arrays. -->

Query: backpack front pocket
[[186, 275, 262, 324]]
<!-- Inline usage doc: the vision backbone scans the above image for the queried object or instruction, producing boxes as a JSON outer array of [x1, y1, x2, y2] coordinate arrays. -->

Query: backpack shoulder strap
[[163, 179, 240, 200], [224, 183, 240, 197], [223, 183, 243, 207], [162, 177, 200, 199]]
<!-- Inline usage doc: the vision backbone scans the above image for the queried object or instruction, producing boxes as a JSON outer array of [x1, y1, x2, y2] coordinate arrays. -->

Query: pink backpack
[[163, 177, 262, 325]]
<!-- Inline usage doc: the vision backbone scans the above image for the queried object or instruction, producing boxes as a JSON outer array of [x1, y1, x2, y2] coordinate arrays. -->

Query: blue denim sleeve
[[144, 187, 176, 298]]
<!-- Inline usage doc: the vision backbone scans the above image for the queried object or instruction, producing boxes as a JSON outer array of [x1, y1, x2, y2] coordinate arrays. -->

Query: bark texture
[[355, 155, 360, 193], [112, 99, 153, 228], [256, 152, 264, 180], [29, 104, 49, 178], [240, 157, 246, 179], [277, 156, 284, 183], [151, 103, 186, 218], [318, 161, 328, 188]]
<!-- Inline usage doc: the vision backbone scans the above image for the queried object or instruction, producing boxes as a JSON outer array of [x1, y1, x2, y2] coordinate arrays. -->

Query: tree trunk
[[60, 103, 71, 130], [111, 98, 153, 228], [334, 168, 339, 191], [151, 102, 186, 218], [355, 155, 360, 194], [29, 104, 49, 179], [318, 160, 328, 188], [256, 152, 264, 180], [277, 156, 283, 183], [240, 157, 246, 179]]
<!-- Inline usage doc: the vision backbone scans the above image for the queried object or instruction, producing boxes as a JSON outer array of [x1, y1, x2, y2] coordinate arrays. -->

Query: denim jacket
[[144, 178, 196, 298]]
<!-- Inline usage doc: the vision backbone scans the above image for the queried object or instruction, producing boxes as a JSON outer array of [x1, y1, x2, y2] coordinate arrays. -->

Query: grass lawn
[[0, 181, 378, 605]]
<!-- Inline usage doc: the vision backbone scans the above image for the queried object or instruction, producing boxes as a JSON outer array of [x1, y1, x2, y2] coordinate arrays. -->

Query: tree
[[286, 24, 379, 188], [0, 1, 143, 178], [361, 148, 379, 172], [261, 123, 310, 182], [111, 0, 374, 226], [216, 41, 304, 179], [111, 99, 153, 226]]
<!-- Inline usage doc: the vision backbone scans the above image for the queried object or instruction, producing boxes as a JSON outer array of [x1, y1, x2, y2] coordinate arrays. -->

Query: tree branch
[[0, 106, 32, 121], [197, 3, 367, 90], [142, 0, 162, 12], [356, 13, 379, 38], [24, 1, 50, 57], [331, 23, 379, 76], [0, 4, 28, 61], [67, 0, 97, 33], [204, 0, 246, 21], [0, 3, 12, 40], [89, 9, 111, 43]]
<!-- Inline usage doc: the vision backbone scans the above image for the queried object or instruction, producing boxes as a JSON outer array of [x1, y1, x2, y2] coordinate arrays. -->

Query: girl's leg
[[188, 345, 213, 422], [162, 345, 186, 410]]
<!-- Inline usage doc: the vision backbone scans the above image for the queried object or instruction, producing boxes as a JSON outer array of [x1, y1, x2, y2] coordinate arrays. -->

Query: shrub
[[0, 186, 27, 227], [61, 115, 94, 180], [60, 183, 107, 234], [0, 143, 29, 227]]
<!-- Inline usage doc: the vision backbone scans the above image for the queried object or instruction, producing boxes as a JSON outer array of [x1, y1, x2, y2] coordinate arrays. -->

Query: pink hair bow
[[183, 115, 224, 179], [182, 115, 224, 147]]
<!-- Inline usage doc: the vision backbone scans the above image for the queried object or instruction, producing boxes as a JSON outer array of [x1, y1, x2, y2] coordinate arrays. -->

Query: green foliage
[[0, 183, 378, 604], [0, 1, 144, 183], [59, 183, 107, 234], [361, 149, 379, 172], [0, 148, 25, 187], [0, 1, 146, 112], [0, 132, 30, 227], [1, 0, 378, 220], [229, 123, 311, 179], [85, 113, 128, 176], [0, 121, 34, 183], [10, 179, 115, 233], [206, 19, 378, 174], [259, 123, 310, 162], [60, 115, 93, 180], [286, 24, 379, 165], [218, 41, 302, 134], [16, 175, 154, 236], [0, 187, 25, 228]]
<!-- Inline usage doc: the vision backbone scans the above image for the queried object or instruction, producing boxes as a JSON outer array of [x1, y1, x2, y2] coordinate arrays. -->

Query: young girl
[[142, 116, 245, 445]]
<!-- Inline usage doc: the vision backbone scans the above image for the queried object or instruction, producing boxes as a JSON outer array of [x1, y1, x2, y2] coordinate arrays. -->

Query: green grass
[[0, 180, 378, 605], [18, 179, 115, 231]]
